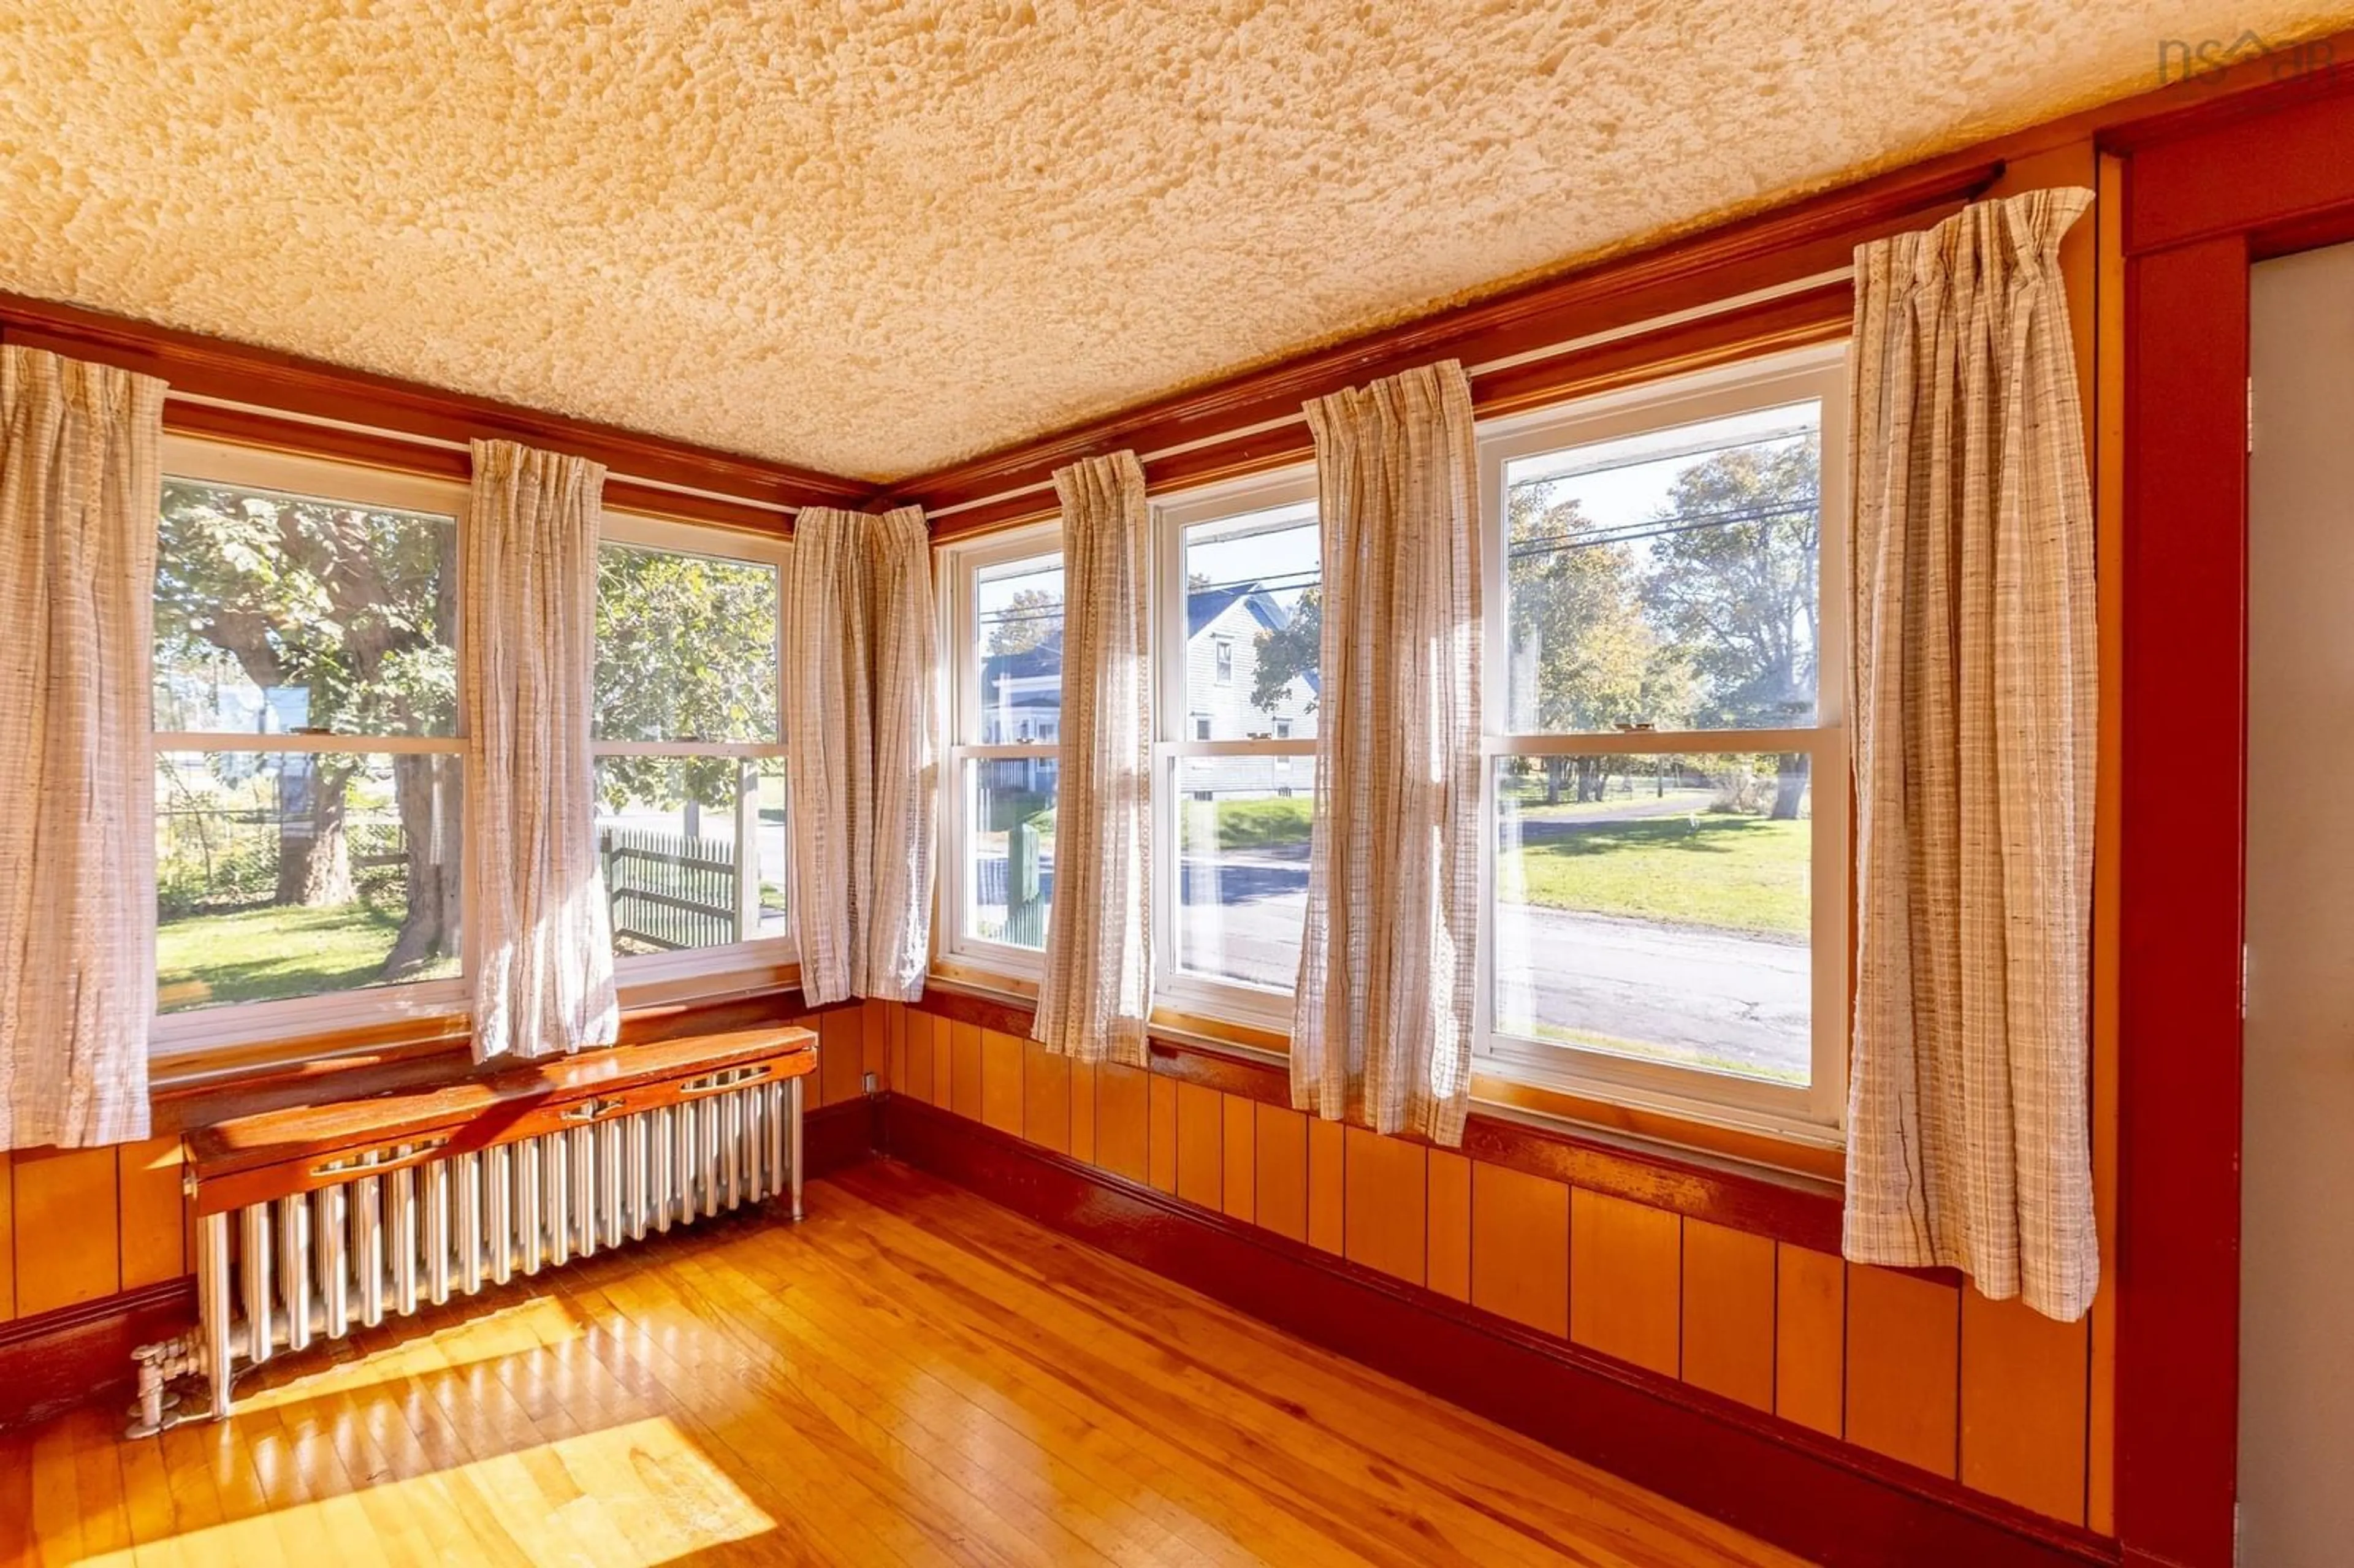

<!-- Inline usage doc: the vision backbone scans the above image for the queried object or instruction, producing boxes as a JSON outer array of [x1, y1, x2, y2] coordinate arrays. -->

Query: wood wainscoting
[[885, 996, 2111, 1564]]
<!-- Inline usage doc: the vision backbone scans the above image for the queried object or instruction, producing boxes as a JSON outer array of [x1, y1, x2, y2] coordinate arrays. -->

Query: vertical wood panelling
[[1471, 1160, 1569, 1337], [1068, 1059, 1097, 1163], [1147, 1073, 1180, 1194], [861, 999, 889, 1090], [1341, 1126, 1426, 1285], [980, 1029, 1025, 1136], [1570, 1189, 1681, 1377], [11, 1147, 118, 1316], [1254, 1104, 1309, 1243], [905, 1011, 2100, 1529], [1774, 1244, 1846, 1438], [1959, 1292, 2091, 1524], [1022, 1041, 1072, 1154], [115, 1138, 186, 1292], [1175, 1081, 1224, 1211], [1846, 1266, 1961, 1478], [904, 1009, 937, 1105], [1094, 1061, 1149, 1181], [1425, 1150, 1471, 1303], [888, 1002, 908, 1094], [1306, 1116, 1345, 1255], [1680, 1219, 1775, 1412], [949, 1021, 984, 1121], [0, 1152, 13, 1321], [1219, 1094, 1255, 1225], [818, 1007, 864, 1105]]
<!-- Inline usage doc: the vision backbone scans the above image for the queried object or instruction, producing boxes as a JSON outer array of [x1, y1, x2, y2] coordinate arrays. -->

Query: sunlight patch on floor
[[75, 1415, 771, 1567], [229, 1295, 589, 1412]]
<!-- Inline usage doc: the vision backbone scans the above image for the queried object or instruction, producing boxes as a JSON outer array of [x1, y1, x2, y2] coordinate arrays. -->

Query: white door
[[2243, 240, 2354, 1567]]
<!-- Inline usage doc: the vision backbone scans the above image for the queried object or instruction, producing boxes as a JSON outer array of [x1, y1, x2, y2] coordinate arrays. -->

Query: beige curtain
[[1032, 453, 1152, 1064], [465, 440, 617, 1062], [0, 348, 166, 1149], [783, 504, 935, 1005], [1292, 360, 1482, 1147], [1845, 188, 2099, 1321]]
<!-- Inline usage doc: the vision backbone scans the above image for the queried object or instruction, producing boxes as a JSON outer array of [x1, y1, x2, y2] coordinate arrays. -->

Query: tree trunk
[[384, 753, 460, 977], [275, 759, 354, 906], [1542, 756, 1564, 806], [1770, 753, 1811, 820]]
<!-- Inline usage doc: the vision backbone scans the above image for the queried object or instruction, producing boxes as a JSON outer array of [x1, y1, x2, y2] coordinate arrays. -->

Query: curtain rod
[[920, 265, 1857, 525]]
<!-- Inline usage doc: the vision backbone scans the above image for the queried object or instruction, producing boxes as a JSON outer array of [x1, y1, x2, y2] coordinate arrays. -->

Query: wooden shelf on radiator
[[183, 1027, 817, 1214]]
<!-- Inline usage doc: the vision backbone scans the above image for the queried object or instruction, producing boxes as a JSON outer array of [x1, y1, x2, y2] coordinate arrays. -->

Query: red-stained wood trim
[[0, 291, 869, 512], [0, 1277, 196, 1431], [891, 161, 2000, 533], [910, 991, 1844, 1254], [923, 281, 1861, 541], [2106, 71, 2354, 1568], [880, 1096, 2118, 1568]]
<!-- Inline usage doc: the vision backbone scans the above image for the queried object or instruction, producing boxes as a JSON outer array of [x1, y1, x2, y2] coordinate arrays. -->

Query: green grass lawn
[[1181, 796, 1313, 851], [157, 902, 449, 1011], [1500, 812, 1808, 938]]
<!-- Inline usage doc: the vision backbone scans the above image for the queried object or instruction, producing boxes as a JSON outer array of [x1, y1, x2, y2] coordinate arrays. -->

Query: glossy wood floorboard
[[0, 1160, 1811, 1567]]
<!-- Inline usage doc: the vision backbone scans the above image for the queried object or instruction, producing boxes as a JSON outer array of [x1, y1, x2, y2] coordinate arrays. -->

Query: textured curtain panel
[[1845, 188, 2100, 1322], [465, 440, 618, 1062], [0, 348, 166, 1149], [864, 506, 939, 1001], [783, 504, 937, 1005], [1292, 361, 1482, 1147], [1032, 452, 1152, 1065]]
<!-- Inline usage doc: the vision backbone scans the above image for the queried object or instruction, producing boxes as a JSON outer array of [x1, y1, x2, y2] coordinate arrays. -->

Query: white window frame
[[1151, 468, 1320, 1032], [592, 510, 796, 988], [1472, 348, 1851, 1144], [937, 523, 1065, 980], [150, 438, 474, 1061]]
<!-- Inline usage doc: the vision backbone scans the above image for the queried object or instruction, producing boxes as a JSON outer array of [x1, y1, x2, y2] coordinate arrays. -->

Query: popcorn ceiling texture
[[0, 2, 2346, 481]]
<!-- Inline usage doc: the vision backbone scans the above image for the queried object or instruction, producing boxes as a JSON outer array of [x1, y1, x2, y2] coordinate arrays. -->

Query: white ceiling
[[1, 2, 2345, 482]]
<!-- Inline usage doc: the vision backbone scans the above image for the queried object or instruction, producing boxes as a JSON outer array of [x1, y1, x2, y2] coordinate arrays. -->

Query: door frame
[[2109, 69, 2354, 1568]]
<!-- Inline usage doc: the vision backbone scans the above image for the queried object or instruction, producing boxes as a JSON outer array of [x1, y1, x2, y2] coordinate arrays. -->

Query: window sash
[[1151, 470, 1322, 1027], [1472, 349, 1851, 1139]]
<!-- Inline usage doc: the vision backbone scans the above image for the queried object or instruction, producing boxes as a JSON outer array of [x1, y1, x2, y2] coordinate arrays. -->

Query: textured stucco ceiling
[[0, 3, 2346, 482]]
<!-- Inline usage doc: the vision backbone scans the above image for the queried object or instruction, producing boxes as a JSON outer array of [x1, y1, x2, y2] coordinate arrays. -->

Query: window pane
[[1176, 756, 1314, 992], [156, 750, 462, 1011], [974, 553, 1064, 743], [1491, 753, 1810, 1085], [965, 756, 1058, 950], [1181, 501, 1320, 740], [155, 479, 457, 737], [595, 543, 780, 744], [594, 757, 790, 955], [1504, 403, 1820, 734]]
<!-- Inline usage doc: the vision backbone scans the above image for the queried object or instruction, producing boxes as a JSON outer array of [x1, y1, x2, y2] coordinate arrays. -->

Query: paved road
[[982, 796, 1813, 1083], [1171, 846, 1810, 1083]]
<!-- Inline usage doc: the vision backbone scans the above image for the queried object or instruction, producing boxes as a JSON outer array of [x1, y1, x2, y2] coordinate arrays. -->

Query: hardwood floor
[[0, 1160, 1808, 1567]]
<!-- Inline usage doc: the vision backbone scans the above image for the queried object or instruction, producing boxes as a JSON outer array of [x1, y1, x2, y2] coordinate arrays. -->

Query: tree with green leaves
[[1641, 432, 1821, 818], [592, 544, 780, 832], [1249, 585, 1320, 718]]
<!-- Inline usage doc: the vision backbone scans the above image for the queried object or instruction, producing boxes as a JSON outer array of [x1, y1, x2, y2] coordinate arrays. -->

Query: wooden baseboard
[[0, 1278, 199, 1431], [804, 1092, 881, 1179], [880, 1092, 2120, 1568]]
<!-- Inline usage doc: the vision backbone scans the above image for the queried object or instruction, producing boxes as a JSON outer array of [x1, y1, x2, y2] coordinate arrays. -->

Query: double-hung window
[[940, 534, 1065, 970], [1152, 473, 1321, 1027], [590, 512, 793, 983], [1476, 350, 1849, 1138], [151, 440, 468, 1052]]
